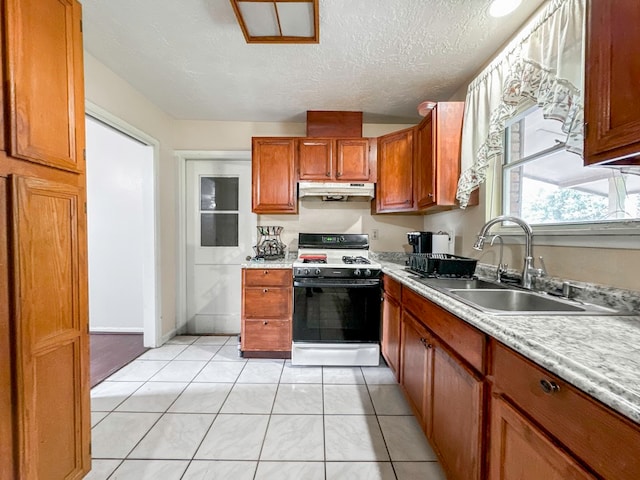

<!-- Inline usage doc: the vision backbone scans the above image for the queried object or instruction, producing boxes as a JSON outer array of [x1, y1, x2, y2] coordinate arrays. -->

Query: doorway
[[180, 154, 256, 335], [85, 112, 159, 383]]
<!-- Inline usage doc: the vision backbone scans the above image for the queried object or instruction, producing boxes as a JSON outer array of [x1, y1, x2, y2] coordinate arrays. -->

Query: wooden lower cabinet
[[431, 344, 483, 480], [391, 278, 640, 480], [241, 268, 292, 355], [489, 395, 595, 480], [381, 276, 402, 378], [400, 311, 432, 428], [491, 340, 640, 480]]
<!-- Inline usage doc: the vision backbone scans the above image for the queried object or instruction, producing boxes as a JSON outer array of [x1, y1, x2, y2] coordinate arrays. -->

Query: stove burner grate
[[342, 255, 371, 265]]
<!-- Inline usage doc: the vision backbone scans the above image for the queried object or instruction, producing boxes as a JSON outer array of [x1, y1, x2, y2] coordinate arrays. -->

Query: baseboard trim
[[90, 327, 144, 334]]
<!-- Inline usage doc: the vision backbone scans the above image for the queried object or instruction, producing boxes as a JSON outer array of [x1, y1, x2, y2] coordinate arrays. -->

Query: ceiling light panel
[[231, 0, 319, 44], [237, 2, 279, 36], [277, 2, 314, 37]]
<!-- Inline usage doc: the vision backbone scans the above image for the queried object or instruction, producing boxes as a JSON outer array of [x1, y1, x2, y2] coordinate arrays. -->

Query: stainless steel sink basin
[[418, 277, 508, 290], [448, 289, 623, 315]]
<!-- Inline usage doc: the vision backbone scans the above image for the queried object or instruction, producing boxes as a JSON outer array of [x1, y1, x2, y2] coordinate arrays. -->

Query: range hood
[[298, 181, 375, 201]]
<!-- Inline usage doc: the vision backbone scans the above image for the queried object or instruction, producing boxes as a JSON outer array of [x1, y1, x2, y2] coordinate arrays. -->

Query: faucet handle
[[534, 256, 547, 277]]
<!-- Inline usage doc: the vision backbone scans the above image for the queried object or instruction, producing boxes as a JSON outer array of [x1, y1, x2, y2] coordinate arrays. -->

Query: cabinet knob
[[539, 379, 560, 394], [427, 193, 434, 198], [419, 337, 432, 349], [336, 172, 342, 177], [326, 172, 331, 177], [263, 321, 268, 325], [263, 270, 269, 274], [263, 288, 269, 293], [404, 199, 410, 204]]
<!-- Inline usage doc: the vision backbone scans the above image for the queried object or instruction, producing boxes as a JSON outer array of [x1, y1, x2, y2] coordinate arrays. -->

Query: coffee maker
[[407, 231, 449, 254]]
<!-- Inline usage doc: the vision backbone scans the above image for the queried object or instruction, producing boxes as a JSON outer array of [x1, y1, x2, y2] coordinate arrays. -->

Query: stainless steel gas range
[[291, 233, 382, 366]]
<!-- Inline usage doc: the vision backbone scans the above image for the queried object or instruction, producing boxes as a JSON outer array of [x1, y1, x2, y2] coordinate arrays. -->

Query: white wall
[[86, 117, 155, 332]]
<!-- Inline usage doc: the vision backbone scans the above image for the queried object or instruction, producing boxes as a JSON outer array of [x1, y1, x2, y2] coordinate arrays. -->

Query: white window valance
[[456, 0, 586, 208]]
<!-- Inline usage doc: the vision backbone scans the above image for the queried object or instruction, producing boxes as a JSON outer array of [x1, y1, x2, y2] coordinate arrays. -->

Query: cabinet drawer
[[403, 287, 485, 373], [242, 319, 291, 351], [243, 287, 291, 319], [243, 268, 292, 287], [383, 274, 402, 301], [492, 341, 640, 480]]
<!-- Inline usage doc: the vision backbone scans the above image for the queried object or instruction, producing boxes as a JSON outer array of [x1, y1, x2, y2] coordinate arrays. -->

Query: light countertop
[[380, 260, 640, 425]]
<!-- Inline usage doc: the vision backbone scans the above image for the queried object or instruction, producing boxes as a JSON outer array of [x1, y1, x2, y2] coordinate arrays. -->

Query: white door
[[185, 159, 256, 334]]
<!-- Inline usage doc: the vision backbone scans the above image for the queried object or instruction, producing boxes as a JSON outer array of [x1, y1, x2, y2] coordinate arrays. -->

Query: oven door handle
[[293, 279, 381, 288]]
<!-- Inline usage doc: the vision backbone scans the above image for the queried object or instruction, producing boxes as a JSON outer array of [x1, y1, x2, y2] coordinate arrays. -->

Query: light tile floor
[[87, 335, 447, 480]]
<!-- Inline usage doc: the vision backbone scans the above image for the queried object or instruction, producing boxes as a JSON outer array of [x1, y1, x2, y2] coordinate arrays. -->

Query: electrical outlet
[[372, 229, 379, 240]]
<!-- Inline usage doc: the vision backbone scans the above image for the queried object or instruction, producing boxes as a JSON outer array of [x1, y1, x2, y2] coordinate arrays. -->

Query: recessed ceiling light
[[489, 0, 522, 17]]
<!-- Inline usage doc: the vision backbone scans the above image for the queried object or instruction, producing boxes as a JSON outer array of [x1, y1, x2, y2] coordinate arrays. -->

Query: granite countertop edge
[[380, 260, 640, 425]]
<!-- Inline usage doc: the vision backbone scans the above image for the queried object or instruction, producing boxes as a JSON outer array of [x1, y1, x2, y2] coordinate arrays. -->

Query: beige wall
[[84, 53, 419, 338]]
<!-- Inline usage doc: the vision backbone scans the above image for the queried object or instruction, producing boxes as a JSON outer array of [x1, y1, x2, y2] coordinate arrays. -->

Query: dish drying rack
[[407, 253, 477, 278]]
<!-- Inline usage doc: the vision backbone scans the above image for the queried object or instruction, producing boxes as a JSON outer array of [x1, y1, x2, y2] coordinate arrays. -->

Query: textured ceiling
[[81, 0, 546, 124]]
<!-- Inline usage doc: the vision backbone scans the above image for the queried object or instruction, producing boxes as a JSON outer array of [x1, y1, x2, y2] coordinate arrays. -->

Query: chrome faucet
[[473, 215, 545, 289]]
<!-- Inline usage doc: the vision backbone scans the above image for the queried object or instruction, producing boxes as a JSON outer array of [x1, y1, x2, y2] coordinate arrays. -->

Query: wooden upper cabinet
[[415, 102, 465, 211], [584, 0, 640, 165], [5, 0, 85, 172], [298, 138, 372, 181], [298, 138, 334, 180], [376, 127, 415, 212], [252, 138, 297, 214]]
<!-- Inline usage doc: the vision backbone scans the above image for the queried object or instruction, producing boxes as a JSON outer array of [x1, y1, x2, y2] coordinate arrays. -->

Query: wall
[[84, 53, 419, 339], [86, 117, 154, 332]]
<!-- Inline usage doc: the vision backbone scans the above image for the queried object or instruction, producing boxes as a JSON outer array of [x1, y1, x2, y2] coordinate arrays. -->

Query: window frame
[[488, 106, 640, 248]]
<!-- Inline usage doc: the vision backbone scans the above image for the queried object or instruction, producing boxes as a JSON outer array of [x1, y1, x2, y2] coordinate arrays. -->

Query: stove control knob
[[364, 269, 372, 277], [304, 268, 310, 275], [314, 268, 321, 276], [354, 269, 362, 277]]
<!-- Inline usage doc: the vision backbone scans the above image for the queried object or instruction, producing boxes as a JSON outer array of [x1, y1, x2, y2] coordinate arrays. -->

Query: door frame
[[175, 150, 252, 335], [85, 102, 161, 347]]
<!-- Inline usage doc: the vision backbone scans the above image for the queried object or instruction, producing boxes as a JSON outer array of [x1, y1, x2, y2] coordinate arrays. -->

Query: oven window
[[293, 284, 381, 342]]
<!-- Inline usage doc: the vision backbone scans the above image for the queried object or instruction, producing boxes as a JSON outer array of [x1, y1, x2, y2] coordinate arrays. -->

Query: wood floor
[[90, 333, 148, 387]]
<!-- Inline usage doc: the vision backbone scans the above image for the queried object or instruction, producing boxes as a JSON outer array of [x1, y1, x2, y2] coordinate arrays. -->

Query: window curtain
[[456, 0, 586, 208]]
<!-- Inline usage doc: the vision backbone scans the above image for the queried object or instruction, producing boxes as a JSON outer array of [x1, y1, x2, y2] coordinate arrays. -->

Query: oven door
[[292, 277, 381, 343]]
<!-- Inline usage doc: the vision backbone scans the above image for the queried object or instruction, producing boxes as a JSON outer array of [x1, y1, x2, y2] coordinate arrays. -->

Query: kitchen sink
[[448, 288, 624, 316]]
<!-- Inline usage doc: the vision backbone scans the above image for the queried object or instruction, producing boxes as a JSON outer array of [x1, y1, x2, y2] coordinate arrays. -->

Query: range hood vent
[[298, 181, 375, 201]]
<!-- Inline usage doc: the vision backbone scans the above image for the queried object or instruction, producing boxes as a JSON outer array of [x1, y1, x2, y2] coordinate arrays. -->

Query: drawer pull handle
[[419, 337, 433, 349], [540, 379, 560, 394], [263, 288, 269, 293]]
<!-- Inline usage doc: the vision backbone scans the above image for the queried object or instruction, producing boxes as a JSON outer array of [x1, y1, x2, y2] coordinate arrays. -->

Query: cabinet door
[[489, 395, 596, 480], [336, 139, 370, 181], [585, 1, 640, 165], [298, 138, 333, 180], [5, 0, 85, 172], [431, 343, 483, 480], [381, 292, 401, 379], [252, 138, 297, 213], [415, 112, 436, 209], [377, 128, 415, 212], [400, 311, 432, 429], [10, 175, 90, 480]]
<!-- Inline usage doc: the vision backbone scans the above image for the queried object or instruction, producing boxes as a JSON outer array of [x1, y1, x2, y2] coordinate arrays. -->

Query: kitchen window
[[502, 106, 640, 226]]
